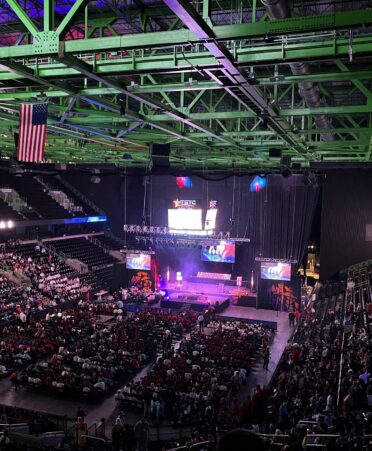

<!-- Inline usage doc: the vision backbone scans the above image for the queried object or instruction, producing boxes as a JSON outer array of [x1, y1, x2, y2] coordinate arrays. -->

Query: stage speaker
[[111, 262, 126, 292], [281, 168, 292, 178], [281, 155, 291, 166], [149, 143, 170, 172], [269, 148, 282, 158]]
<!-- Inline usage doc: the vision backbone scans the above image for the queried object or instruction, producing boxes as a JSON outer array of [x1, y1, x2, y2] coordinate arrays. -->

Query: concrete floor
[[0, 304, 294, 438]]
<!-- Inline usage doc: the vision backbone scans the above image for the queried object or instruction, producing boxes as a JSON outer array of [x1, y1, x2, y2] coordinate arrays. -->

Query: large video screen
[[201, 241, 235, 263], [168, 209, 202, 231], [261, 261, 291, 281], [205, 209, 218, 230], [126, 253, 151, 271]]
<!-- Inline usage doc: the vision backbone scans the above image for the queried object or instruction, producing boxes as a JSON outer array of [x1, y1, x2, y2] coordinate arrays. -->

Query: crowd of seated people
[[119, 285, 164, 306], [0, 242, 90, 324], [4, 306, 197, 400], [2, 309, 97, 380], [1, 243, 88, 300], [0, 234, 370, 451], [116, 321, 273, 428], [234, 288, 371, 449], [154, 285, 371, 451], [0, 275, 58, 323]]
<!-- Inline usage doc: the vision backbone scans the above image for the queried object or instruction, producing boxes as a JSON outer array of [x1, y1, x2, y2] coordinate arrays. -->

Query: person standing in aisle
[[263, 348, 270, 371]]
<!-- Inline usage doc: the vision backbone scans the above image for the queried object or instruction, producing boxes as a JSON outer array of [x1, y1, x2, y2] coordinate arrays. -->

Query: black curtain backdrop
[[320, 170, 372, 280], [148, 174, 319, 280], [64, 173, 144, 237], [64, 172, 318, 283]]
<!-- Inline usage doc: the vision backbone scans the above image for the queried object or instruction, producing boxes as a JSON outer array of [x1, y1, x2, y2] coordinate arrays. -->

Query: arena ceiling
[[0, 0, 371, 173]]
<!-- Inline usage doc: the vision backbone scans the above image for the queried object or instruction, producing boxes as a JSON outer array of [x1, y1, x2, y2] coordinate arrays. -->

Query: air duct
[[262, 0, 335, 141]]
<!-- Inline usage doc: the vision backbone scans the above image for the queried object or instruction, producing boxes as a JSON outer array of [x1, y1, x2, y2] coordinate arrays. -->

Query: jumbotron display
[[168, 208, 203, 231], [261, 261, 291, 281], [126, 253, 151, 270], [201, 241, 235, 263]]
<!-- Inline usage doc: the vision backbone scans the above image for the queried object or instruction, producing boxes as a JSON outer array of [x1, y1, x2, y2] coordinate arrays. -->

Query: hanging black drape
[[147, 174, 319, 277]]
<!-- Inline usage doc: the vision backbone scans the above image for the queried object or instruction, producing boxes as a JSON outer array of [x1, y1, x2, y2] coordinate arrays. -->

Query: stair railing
[[55, 175, 106, 216]]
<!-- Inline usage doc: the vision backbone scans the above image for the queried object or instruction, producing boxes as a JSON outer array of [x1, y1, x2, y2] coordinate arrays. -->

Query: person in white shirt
[[197, 314, 204, 332], [19, 311, 27, 324], [94, 381, 106, 391]]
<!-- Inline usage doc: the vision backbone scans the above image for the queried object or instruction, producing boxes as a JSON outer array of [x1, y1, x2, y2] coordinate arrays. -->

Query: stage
[[161, 289, 230, 313], [159, 279, 257, 313]]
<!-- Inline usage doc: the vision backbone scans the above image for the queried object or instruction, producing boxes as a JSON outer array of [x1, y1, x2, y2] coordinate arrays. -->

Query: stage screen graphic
[[205, 209, 218, 230], [126, 253, 151, 270], [261, 261, 291, 281], [201, 241, 235, 263], [168, 208, 202, 230]]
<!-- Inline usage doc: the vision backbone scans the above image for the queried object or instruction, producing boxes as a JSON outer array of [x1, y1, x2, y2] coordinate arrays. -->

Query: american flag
[[17, 103, 48, 162]]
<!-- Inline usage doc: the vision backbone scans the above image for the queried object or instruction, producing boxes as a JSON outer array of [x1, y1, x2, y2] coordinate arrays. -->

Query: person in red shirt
[[294, 309, 300, 325]]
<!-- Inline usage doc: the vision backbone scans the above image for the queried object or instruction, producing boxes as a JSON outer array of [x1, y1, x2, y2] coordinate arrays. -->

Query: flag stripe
[[17, 103, 48, 162], [23, 104, 31, 162]]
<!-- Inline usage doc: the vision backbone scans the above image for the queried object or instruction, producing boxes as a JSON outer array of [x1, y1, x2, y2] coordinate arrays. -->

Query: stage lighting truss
[[255, 257, 298, 264], [124, 224, 169, 234], [124, 224, 233, 240], [134, 235, 250, 248], [125, 224, 250, 249]]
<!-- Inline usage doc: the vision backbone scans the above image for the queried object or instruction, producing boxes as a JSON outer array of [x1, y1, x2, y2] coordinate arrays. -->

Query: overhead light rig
[[134, 236, 250, 248], [120, 248, 155, 255], [123, 224, 250, 246], [255, 257, 298, 264]]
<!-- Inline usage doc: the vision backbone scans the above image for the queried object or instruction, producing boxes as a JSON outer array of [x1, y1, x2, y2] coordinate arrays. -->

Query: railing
[[42, 241, 71, 261], [164, 433, 372, 451], [88, 235, 110, 254], [0, 406, 74, 436], [86, 422, 97, 437], [166, 440, 213, 451], [34, 175, 51, 191], [303, 434, 345, 449], [0, 189, 28, 219], [105, 230, 127, 248], [35, 176, 77, 214], [336, 264, 365, 408], [81, 435, 110, 450], [0, 423, 29, 434], [55, 175, 106, 216]]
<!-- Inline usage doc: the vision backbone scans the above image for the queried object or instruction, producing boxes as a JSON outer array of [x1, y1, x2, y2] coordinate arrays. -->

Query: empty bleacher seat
[[48, 237, 116, 270]]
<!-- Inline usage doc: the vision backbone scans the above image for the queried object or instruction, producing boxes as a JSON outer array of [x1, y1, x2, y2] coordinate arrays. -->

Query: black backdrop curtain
[[255, 176, 319, 264], [63, 173, 318, 278], [147, 174, 319, 278]]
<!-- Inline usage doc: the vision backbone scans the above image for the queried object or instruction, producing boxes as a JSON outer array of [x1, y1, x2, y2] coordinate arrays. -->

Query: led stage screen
[[201, 241, 235, 263], [261, 261, 291, 281], [205, 209, 217, 230], [126, 253, 151, 271], [168, 208, 202, 230]]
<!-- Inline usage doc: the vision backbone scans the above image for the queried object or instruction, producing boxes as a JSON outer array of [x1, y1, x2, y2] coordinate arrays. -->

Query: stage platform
[[161, 290, 230, 313], [161, 279, 258, 313], [218, 305, 288, 330]]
